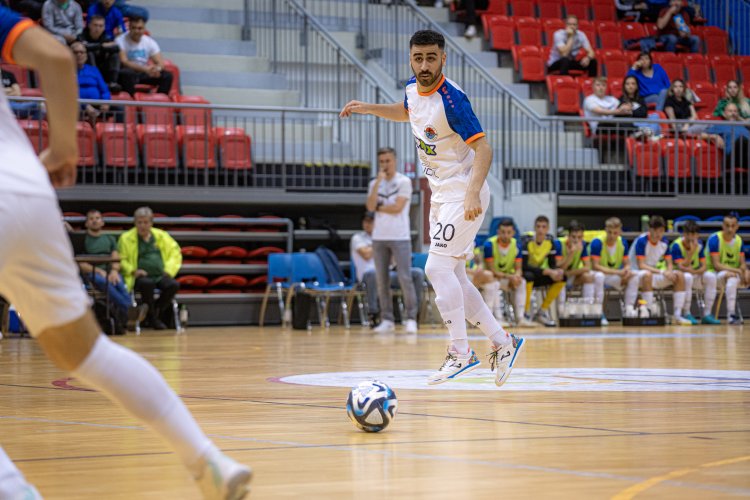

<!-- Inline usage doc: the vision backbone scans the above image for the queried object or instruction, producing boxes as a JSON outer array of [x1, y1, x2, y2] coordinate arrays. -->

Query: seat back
[[290, 253, 328, 285], [267, 253, 293, 283]]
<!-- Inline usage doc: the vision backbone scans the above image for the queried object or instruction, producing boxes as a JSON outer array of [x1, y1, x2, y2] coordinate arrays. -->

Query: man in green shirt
[[118, 206, 182, 329]]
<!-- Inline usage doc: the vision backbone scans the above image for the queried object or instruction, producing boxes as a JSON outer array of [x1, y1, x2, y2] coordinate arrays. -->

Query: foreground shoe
[[427, 349, 480, 385], [728, 315, 743, 325], [488, 334, 525, 387], [373, 319, 395, 333], [674, 315, 693, 326], [684, 313, 699, 325], [535, 309, 556, 327], [404, 319, 418, 334], [197, 449, 252, 500], [701, 314, 721, 325]]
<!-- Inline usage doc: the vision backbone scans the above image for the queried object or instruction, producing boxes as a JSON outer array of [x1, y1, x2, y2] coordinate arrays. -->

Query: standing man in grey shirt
[[366, 147, 419, 334], [547, 15, 597, 77]]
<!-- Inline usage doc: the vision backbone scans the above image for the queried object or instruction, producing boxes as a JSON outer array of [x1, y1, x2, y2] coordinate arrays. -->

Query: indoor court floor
[[1, 322, 748, 499]]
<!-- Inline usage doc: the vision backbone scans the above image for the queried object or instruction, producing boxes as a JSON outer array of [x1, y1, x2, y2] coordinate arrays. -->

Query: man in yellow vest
[[590, 217, 638, 324], [670, 220, 717, 324], [483, 218, 535, 327], [521, 215, 565, 327], [705, 212, 749, 324], [556, 220, 596, 319], [118, 206, 182, 329]]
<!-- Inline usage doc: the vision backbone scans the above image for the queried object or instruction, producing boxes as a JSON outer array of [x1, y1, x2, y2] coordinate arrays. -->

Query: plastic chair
[[487, 15, 514, 50], [286, 252, 351, 329], [208, 246, 247, 263], [207, 275, 247, 293], [181, 245, 209, 263], [76, 121, 97, 167], [259, 253, 293, 327], [137, 124, 177, 168]]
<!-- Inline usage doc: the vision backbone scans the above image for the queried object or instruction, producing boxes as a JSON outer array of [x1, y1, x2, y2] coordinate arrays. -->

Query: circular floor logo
[[274, 368, 750, 392]]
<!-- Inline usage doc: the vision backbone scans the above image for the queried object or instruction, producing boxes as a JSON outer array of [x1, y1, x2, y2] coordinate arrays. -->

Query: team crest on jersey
[[424, 125, 438, 141]]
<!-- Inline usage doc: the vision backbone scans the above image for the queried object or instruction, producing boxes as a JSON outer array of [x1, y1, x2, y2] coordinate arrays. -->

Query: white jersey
[[404, 74, 487, 203], [0, 8, 55, 198]]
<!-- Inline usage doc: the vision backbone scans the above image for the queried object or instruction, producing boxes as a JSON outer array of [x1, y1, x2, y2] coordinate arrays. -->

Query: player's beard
[[413, 64, 442, 88]]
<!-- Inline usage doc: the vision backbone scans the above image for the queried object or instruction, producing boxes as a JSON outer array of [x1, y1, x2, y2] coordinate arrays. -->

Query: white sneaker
[[404, 319, 418, 334], [196, 449, 252, 500], [535, 309, 556, 327], [464, 25, 477, 38], [427, 348, 480, 385], [674, 315, 693, 326], [489, 334, 525, 387], [600, 315, 609, 326], [373, 320, 396, 334], [624, 305, 637, 318], [516, 317, 536, 328], [5, 484, 42, 500]]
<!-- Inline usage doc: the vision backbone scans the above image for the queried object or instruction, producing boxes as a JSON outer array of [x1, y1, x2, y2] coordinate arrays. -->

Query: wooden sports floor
[[1, 322, 749, 499]]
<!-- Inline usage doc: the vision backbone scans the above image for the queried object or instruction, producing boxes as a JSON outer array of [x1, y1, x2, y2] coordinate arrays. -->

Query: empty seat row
[[473, 0, 620, 23], [181, 246, 284, 263], [176, 274, 267, 294], [626, 137, 727, 178]]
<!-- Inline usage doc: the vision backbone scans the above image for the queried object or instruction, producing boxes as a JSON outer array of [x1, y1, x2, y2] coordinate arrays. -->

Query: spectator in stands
[[583, 77, 631, 134], [617, 75, 651, 135], [115, 15, 173, 95], [713, 80, 750, 120], [555, 220, 598, 321], [114, 0, 148, 21], [72, 41, 111, 125], [87, 0, 125, 39], [483, 218, 535, 327], [643, 0, 669, 23], [2, 67, 39, 118], [670, 220, 718, 325], [365, 147, 420, 334], [547, 16, 597, 77], [521, 215, 565, 327], [118, 206, 182, 330], [41, 0, 83, 45], [626, 51, 670, 110], [79, 209, 146, 334], [350, 211, 424, 329], [82, 14, 121, 90], [705, 212, 749, 325], [459, 0, 483, 39], [615, 0, 649, 22], [650, 0, 701, 53], [701, 103, 750, 170], [663, 79, 697, 135]]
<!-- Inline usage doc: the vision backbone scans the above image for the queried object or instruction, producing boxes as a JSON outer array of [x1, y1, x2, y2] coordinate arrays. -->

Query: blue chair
[[287, 253, 351, 328], [259, 253, 293, 327], [705, 215, 725, 221], [673, 215, 701, 233]]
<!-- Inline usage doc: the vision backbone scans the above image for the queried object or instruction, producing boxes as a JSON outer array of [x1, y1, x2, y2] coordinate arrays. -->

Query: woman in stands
[[615, 76, 649, 136], [713, 80, 750, 121], [663, 79, 698, 135]]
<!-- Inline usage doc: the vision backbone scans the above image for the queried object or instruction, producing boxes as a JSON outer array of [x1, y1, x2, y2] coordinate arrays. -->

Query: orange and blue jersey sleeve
[[707, 234, 720, 256], [0, 7, 35, 64], [581, 241, 590, 260], [670, 242, 684, 262], [634, 235, 647, 260], [553, 239, 562, 260], [515, 239, 522, 262], [662, 237, 672, 259], [441, 82, 484, 144], [589, 238, 602, 259], [622, 239, 630, 261], [483, 239, 494, 261], [698, 240, 706, 261]]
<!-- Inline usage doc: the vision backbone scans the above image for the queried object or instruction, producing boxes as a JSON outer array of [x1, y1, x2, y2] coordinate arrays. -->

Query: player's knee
[[36, 312, 101, 372]]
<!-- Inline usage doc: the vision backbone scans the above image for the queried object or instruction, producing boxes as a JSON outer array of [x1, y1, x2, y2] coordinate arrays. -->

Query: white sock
[[457, 266, 508, 346], [683, 274, 693, 316], [514, 280, 527, 318], [726, 276, 739, 315], [624, 272, 640, 307], [593, 272, 605, 304], [426, 254, 470, 354], [703, 271, 717, 316], [582, 282, 594, 301], [642, 291, 654, 307], [0, 447, 28, 498], [441, 307, 469, 354], [673, 291, 686, 317], [73, 335, 213, 477]]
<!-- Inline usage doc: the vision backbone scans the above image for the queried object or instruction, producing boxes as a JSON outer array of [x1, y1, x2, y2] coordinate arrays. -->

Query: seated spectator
[[663, 79, 698, 135], [583, 77, 629, 134], [648, 0, 701, 53], [713, 80, 750, 121], [41, 0, 83, 45], [2, 67, 39, 118], [115, 16, 173, 95], [82, 14, 121, 89], [114, 0, 149, 21], [701, 103, 750, 170], [118, 206, 182, 330], [72, 41, 111, 125], [350, 211, 424, 328], [87, 0, 125, 39], [79, 209, 146, 334], [547, 15, 597, 77], [615, 0, 649, 22], [643, 0, 669, 22], [618, 76, 650, 134], [626, 51, 670, 110]]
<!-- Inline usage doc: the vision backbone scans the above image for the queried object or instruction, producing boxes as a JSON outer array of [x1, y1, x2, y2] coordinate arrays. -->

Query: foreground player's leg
[[425, 254, 479, 384], [36, 313, 251, 500], [0, 447, 42, 500]]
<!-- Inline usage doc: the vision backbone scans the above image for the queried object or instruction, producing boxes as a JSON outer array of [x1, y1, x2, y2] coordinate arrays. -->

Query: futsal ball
[[346, 380, 398, 433]]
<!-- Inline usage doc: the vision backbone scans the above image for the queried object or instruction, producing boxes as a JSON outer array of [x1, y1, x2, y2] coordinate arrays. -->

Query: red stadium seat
[[245, 246, 285, 263], [701, 27, 728, 54], [543, 18, 565, 46], [510, 0, 535, 16], [515, 17, 542, 46], [710, 55, 738, 87], [518, 51, 546, 82], [621, 22, 647, 50], [737, 56, 750, 82], [689, 139, 723, 178], [661, 138, 691, 178], [487, 16, 514, 50], [207, 275, 247, 293], [577, 21, 597, 49], [208, 246, 247, 263], [652, 52, 684, 81], [101, 211, 128, 230], [217, 127, 253, 169], [76, 121, 97, 167], [245, 275, 267, 291], [18, 119, 48, 154], [608, 77, 623, 98], [627, 138, 661, 177], [511, 45, 541, 71], [1, 63, 28, 88], [684, 54, 711, 82], [181, 246, 209, 263], [176, 275, 209, 292], [596, 21, 622, 50], [546, 74, 574, 102], [689, 81, 719, 111], [563, 0, 589, 20], [552, 78, 581, 114], [110, 91, 137, 125], [537, 0, 563, 20], [598, 49, 629, 78], [177, 125, 217, 169], [162, 59, 181, 98], [590, 0, 615, 22], [577, 76, 594, 96], [137, 124, 177, 168], [176, 95, 212, 128], [485, 0, 508, 15], [135, 92, 174, 127]]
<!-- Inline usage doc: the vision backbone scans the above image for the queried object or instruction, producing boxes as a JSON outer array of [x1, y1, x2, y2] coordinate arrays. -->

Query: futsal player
[[0, 7, 250, 499], [340, 29, 524, 387]]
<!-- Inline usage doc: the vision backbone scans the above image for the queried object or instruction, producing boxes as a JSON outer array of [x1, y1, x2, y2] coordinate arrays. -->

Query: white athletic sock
[[441, 307, 469, 354], [0, 447, 28, 498], [582, 282, 594, 301], [703, 271, 717, 316], [726, 276, 739, 315], [593, 272, 605, 304], [624, 272, 640, 307], [673, 291, 686, 318], [73, 335, 213, 477], [515, 280, 527, 318], [683, 273, 694, 315], [642, 291, 654, 307], [456, 266, 508, 346]]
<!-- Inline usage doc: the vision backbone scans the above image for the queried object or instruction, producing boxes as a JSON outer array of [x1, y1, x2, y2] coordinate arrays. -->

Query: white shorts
[[428, 186, 490, 259], [0, 193, 90, 336], [603, 274, 623, 290], [650, 272, 673, 290]]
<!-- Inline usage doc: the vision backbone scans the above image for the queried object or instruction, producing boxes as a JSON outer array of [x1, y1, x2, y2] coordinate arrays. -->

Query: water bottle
[[638, 299, 650, 318], [179, 304, 189, 328], [640, 215, 649, 232], [673, 14, 691, 36]]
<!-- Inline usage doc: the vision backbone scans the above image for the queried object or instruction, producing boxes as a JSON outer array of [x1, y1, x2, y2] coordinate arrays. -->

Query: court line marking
[[611, 455, 750, 499]]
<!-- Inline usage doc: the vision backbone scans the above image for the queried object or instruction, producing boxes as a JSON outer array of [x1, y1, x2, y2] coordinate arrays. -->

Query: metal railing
[[695, 0, 750, 55]]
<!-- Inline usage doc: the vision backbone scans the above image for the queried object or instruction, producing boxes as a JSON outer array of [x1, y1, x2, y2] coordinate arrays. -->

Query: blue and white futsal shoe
[[427, 349, 480, 385], [197, 449, 252, 500], [488, 334, 525, 387]]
